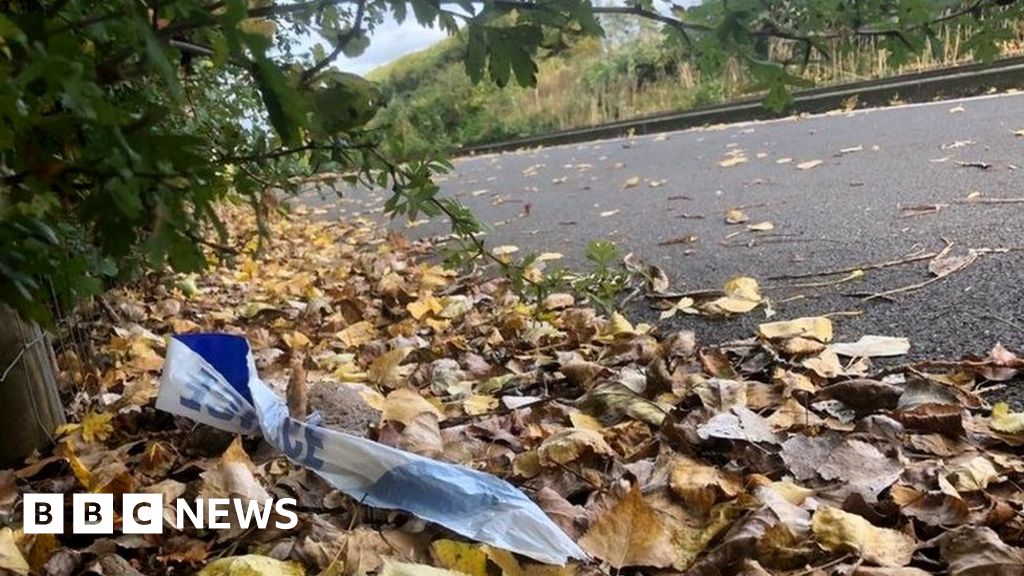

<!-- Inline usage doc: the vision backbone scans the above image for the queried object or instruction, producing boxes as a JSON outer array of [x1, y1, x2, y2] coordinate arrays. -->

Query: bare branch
[[301, 0, 368, 84]]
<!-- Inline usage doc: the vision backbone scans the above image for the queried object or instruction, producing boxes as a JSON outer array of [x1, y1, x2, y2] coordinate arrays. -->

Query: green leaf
[[252, 56, 304, 146], [465, 24, 487, 84]]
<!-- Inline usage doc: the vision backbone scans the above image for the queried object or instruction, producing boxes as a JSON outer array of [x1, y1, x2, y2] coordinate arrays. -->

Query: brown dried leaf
[[937, 526, 1024, 576], [811, 506, 915, 567], [579, 487, 677, 568]]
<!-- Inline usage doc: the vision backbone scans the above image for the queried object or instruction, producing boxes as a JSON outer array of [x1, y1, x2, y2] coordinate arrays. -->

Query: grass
[[370, 20, 1024, 157]]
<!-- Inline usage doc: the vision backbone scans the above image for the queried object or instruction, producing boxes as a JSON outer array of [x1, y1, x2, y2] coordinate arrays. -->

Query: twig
[[785, 553, 853, 576], [765, 270, 863, 291], [301, 0, 368, 85], [0, 332, 48, 383], [767, 249, 936, 280], [957, 197, 1024, 204], [979, 314, 1024, 334]]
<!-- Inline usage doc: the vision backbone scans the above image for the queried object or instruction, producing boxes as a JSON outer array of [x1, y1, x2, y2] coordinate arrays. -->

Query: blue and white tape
[[157, 334, 585, 565]]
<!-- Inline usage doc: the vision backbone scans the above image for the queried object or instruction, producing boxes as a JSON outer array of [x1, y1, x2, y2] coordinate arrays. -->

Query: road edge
[[460, 56, 1024, 155]]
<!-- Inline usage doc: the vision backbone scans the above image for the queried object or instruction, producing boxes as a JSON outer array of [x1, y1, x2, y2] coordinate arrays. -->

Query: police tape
[[156, 334, 586, 565]]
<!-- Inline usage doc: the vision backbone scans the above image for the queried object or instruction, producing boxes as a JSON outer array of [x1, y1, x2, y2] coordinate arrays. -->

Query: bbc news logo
[[23, 494, 298, 534]]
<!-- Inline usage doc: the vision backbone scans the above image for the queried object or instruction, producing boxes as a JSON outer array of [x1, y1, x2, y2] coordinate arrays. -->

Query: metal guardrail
[[461, 55, 1024, 155]]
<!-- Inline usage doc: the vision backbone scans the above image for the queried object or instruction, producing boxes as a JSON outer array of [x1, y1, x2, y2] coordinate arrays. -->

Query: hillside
[[370, 10, 1024, 157]]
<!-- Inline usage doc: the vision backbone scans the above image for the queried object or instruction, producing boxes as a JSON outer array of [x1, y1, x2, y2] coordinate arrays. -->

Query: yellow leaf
[[622, 176, 641, 189], [719, 156, 748, 168], [757, 317, 833, 342], [811, 506, 915, 567], [579, 487, 677, 568], [197, 554, 304, 576], [337, 321, 378, 347], [492, 246, 520, 262], [569, 412, 604, 431], [23, 533, 58, 574], [605, 312, 634, 336], [703, 277, 762, 315], [80, 411, 114, 443], [419, 265, 454, 290], [796, 159, 823, 170], [990, 402, 1024, 436], [0, 528, 29, 575], [381, 560, 466, 576], [408, 295, 443, 320], [367, 348, 412, 389], [725, 209, 749, 224], [747, 221, 774, 231], [947, 456, 1002, 492], [463, 394, 498, 416], [763, 481, 814, 505], [55, 441, 94, 489], [431, 539, 489, 576], [282, 330, 310, 350], [382, 389, 444, 425], [481, 547, 522, 576], [537, 429, 613, 467], [669, 456, 743, 512], [724, 276, 761, 301]]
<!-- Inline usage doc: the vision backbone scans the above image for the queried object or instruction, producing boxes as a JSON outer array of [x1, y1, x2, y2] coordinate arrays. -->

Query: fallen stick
[[767, 249, 936, 280], [957, 197, 1024, 204]]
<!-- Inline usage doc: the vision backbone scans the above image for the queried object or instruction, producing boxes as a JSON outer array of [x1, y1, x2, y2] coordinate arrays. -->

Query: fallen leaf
[[832, 336, 910, 357], [429, 540, 488, 576], [801, 348, 845, 378], [811, 506, 915, 567], [669, 456, 743, 513], [719, 156, 748, 168], [382, 560, 465, 576], [577, 382, 667, 427], [381, 389, 444, 425], [946, 455, 1002, 492], [725, 209, 749, 224], [703, 277, 762, 315], [796, 159, 823, 170], [537, 428, 614, 466], [599, 209, 619, 217], [990, 402, 1024, 439], [367, 347, 413, 389], [889, 485, 968, 527], [622, 176, 641, 189], [660, 297, 698, 320], [197, 555, 304, 576], [698, 407, 781, 445], [816, 439, 904, 502], [463, 394, 498, 416], [407, 295, 443, 320], [337, 321, 378, 347], [758, 317, 833, 342], [747, 221, 774, 231], [0, 528, 29, 575], [579, 487, 677, 568], [937, 526, 1024, 576]]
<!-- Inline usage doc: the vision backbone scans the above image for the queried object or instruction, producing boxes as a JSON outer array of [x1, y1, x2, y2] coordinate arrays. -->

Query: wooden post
[[0, 305, 65, 467]]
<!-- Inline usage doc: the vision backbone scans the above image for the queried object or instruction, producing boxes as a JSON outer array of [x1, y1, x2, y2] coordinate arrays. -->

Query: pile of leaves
[[4, 202, 1024, 576]]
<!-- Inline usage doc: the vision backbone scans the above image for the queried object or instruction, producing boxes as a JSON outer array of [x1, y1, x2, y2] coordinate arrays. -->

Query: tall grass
[[372, 21, 1024, 154]]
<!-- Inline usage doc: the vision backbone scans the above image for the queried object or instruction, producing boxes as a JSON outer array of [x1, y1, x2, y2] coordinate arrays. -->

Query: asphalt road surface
[[322, 91, 1024, 368]]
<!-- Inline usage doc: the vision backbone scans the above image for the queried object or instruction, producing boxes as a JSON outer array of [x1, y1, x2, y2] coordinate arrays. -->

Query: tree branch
[[301, 0, 368, 84]]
